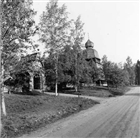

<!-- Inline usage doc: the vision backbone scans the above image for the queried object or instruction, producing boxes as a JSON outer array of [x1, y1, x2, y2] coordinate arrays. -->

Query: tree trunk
[[75, 50, 78, 92], [1, 62, 6, 115], [75, 85, 78, 92], [55, 80, 58, 96], [2, 93, 6, 115], [0, 0, 7, 134], [55, 53, 58, 96]]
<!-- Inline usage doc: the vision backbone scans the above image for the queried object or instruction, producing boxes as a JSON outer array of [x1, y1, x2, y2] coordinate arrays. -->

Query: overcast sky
[[32, 0, 139, 64]]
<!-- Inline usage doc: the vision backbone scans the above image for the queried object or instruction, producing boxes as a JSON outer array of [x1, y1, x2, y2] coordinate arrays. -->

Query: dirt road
[[20, 87, 140, 138]]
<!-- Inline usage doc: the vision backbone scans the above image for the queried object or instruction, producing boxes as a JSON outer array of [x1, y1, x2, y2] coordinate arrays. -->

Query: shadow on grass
[[124, 93, 140, 97], [2, 93, 99, 138], [8, 91, 45, 96]]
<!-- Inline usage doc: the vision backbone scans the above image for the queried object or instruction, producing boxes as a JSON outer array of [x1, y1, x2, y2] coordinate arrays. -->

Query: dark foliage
[[4, 71, 31, 94]]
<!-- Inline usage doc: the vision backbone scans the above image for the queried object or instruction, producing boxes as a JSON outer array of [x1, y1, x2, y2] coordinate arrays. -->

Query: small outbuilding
[[6, 52, 46, 93]]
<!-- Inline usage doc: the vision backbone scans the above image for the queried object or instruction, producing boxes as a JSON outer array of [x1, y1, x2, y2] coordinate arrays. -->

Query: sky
[[32, 0, 139, 64]]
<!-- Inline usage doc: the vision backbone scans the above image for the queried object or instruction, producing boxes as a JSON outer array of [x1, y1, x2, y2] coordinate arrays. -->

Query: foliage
[[124, 56, 135, 85], [121, 69, 130, 86], [39, 0, 71, 94], [2, 0, 37, 72], [4, 71, 31, 94], [44, 44, 96, 90], [1, 0, 37, 117], [102, 55, 130, 88], [69, 15, 85, 91], [59, 45, 93, 86], [135, 60, 140, 85], [39, 1, 91, 91], [39, 0, 70, 52], [87, 59, 99, 82], [44, 53, 56, 89], [4, 51, 44, 94]]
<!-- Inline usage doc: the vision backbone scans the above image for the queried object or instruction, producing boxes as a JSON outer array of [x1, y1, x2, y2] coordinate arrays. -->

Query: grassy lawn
[[2, 93, 99, 138], [60, 86, 130, 97]]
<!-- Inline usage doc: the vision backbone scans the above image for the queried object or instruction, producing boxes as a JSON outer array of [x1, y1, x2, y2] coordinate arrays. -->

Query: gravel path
[[19, 87, 140, 138]]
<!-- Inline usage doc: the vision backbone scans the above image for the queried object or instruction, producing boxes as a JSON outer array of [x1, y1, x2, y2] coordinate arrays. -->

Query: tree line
[[1, 0, 140, 94], [102, 55, 140, 88]]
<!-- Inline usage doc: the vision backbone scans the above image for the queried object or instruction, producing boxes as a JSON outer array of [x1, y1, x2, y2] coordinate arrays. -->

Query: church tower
[[84, 39, 101, 67], [83, 39, 105, 85]]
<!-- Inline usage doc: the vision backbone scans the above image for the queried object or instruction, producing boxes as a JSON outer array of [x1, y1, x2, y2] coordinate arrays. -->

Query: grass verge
[[60, 86, 131, 97], [1, 93, 99, 138], [108, 87, 131, 96]]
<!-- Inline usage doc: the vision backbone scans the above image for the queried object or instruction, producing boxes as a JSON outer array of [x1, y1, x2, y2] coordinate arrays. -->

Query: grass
[[108, 87, 131, 96], [80, 87, 113, 97], [1, 93, 99, 138], [60, 86, 130, 97]]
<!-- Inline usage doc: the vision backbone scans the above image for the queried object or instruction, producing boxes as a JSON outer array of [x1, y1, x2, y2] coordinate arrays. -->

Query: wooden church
[[83, 39, 105, 85]]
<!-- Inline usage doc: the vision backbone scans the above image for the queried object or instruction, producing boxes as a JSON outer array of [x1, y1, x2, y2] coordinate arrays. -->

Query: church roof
[[84, 39, 100, 60], [93, 49, 100, 59], [85, 39, 94, 48], [84, 49, 100, 60]]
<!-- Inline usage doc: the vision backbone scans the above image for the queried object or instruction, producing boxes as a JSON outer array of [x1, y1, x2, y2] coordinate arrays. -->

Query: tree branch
[[2, 0, 22, 39], [2, 26, 10, 40], [9, 37, 18, 44]]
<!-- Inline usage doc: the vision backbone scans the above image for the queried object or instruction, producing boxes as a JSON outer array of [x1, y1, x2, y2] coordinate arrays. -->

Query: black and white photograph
[[0, 0, 139, 137]]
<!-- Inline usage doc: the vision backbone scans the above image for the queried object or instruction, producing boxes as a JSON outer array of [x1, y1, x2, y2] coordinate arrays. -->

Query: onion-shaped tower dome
[[85, 39, 94, 49], [84, 39, 100, 60]]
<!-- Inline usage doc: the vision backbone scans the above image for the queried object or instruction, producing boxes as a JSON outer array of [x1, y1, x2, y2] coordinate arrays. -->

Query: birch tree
[[39, 0, 70, 96], [0, 0, 36, 118], [70, 16, 85, 92], [0, 0, 3, 133]]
